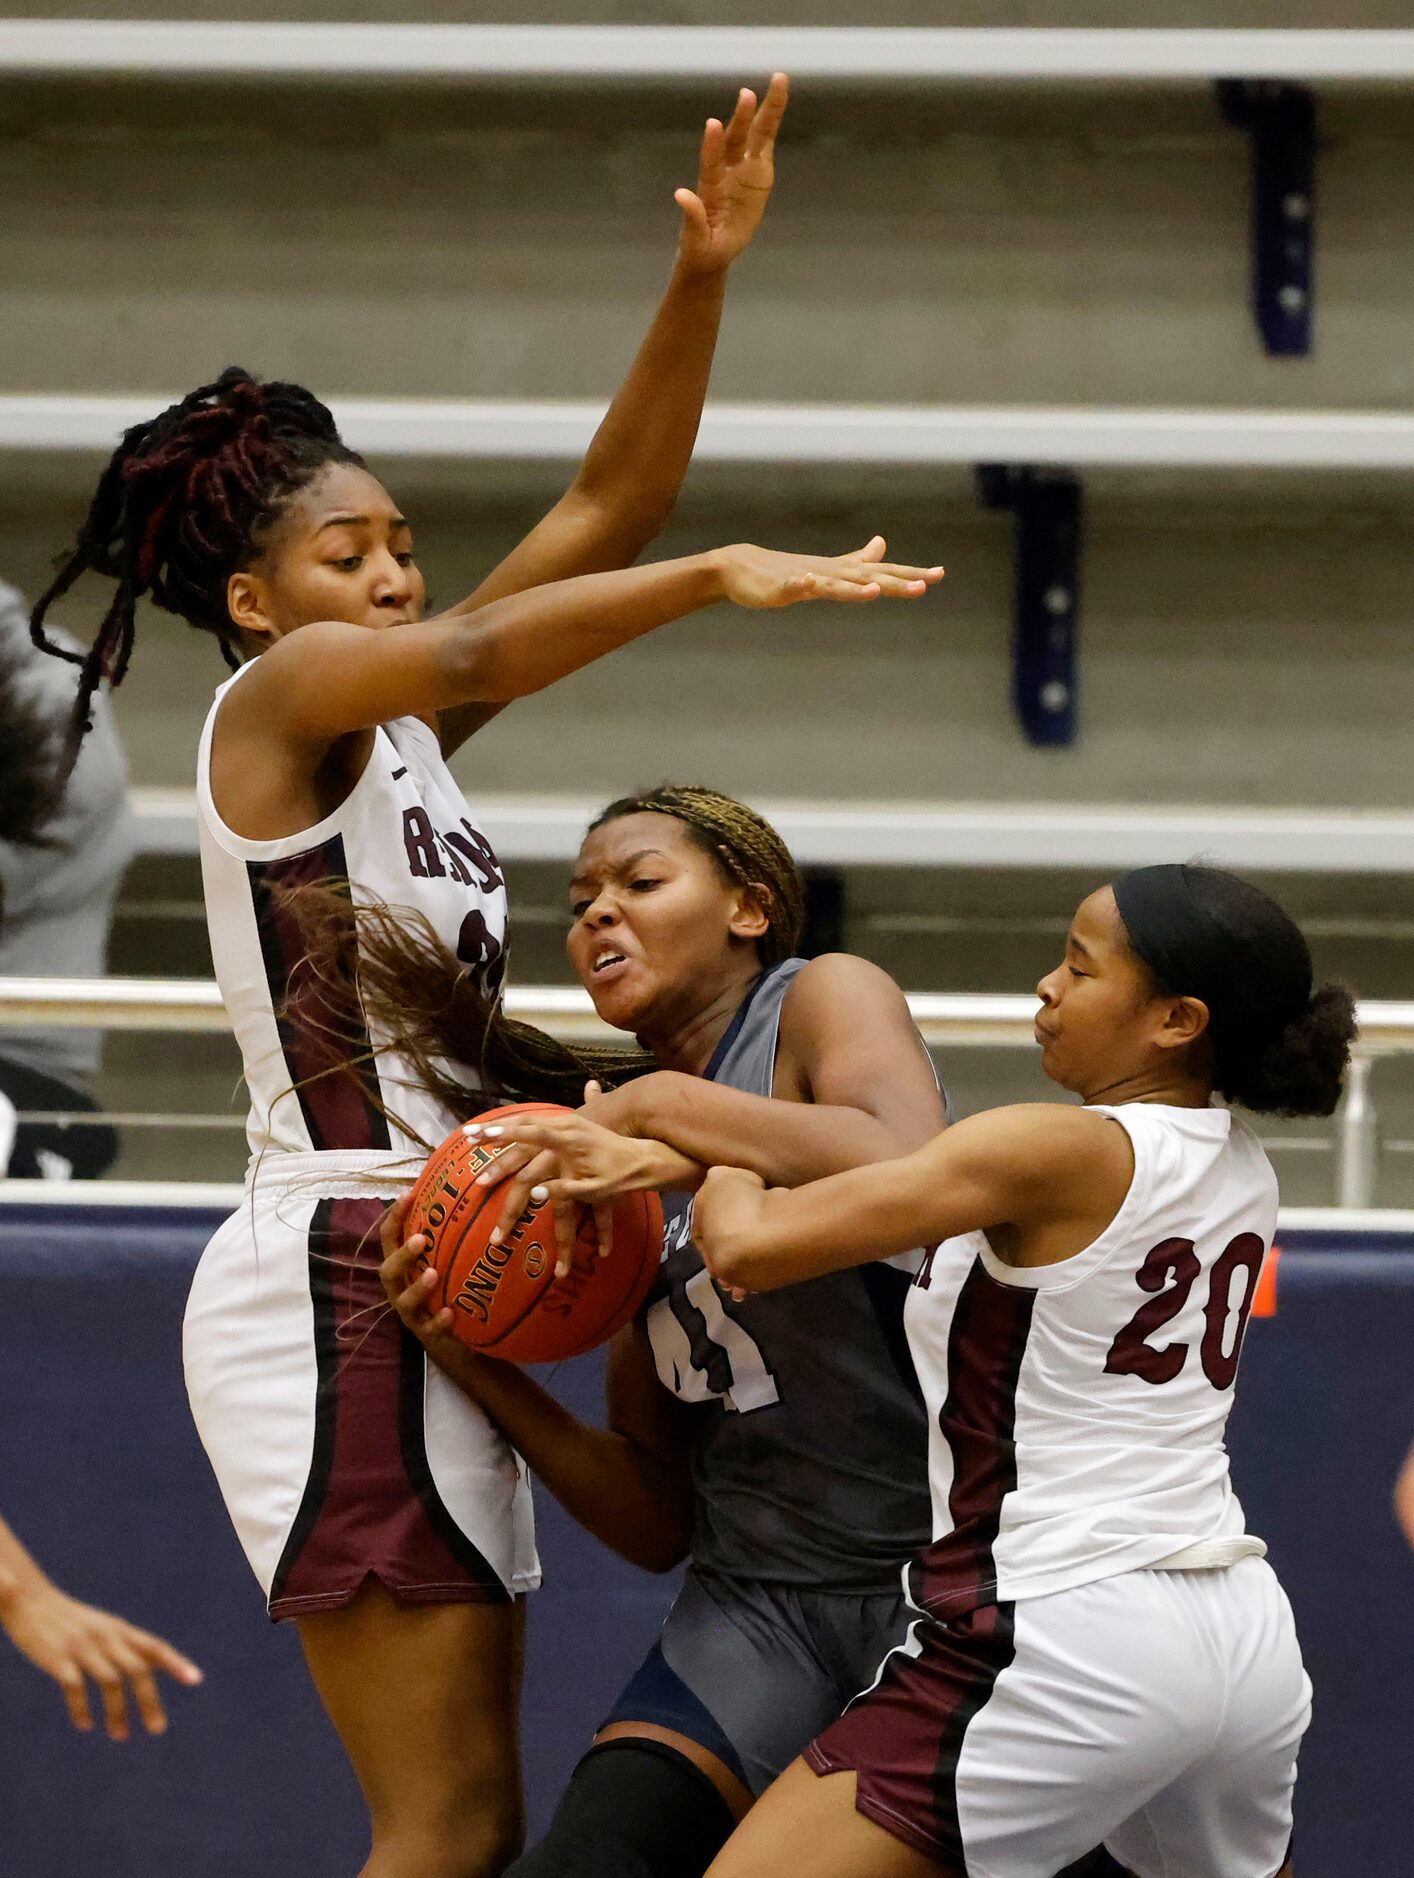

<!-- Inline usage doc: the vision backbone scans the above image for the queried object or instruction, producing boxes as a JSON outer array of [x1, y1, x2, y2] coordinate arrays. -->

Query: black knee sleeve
[[506, 1738, 737, 1878]]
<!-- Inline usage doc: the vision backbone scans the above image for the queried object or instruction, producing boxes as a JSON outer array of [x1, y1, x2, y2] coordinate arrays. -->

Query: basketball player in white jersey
[[29, 82, 941, 1878], [692, 864, 1355, 1878]]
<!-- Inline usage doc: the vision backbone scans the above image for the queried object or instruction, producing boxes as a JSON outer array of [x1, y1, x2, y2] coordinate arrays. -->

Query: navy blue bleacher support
[[0, 1205, 1409, 1876]]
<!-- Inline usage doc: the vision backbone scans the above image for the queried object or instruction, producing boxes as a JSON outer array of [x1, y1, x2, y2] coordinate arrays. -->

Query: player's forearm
[[439, 1354, 691, 1572], [0, 1515, 52, 1622], [701, 1157, 944, 1294], [631, 1072, 907, 1188], [570, 261, 728, 542], [451, 551, 724, 703]]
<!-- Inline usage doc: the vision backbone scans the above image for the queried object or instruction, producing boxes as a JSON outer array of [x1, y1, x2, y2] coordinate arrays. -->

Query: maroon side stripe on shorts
[[246, 837, 391, 1153], [269, 1199, 509, 1616], [911, 1255, 1035, 1615]]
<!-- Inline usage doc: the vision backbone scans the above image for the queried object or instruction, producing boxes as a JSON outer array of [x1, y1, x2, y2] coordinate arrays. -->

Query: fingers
[[379, 1228, 428, 1299], [122, 1663, 169, 1737], [722, 87, 755, 168], [379, 1192, 413, 1260], [593, 1200, 615, 1264], [56, 1662, 93, 1734], [675, 187, 710, 244], [780, 572, 879, 605], [552, 1201, 579, 1279], [746, 71, 790, 158], [490, 1152, 558, 1245], [129, 1628, 204, 1689], [581, 1079, 603, 1104], [473, 1140, 537, 1188], [694, 114, 725, 204], [84, 1653, 131, 1742]]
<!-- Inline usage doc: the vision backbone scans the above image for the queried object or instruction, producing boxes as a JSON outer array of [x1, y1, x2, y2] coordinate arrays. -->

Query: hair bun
[[1219, 981, 1357, 1118]]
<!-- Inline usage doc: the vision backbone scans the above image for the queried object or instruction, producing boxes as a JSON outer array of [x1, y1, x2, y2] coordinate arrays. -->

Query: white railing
[[2, 977, 1412, 1210], [9, 397, 1414, 471], [3, 25, 1414, 86], [124, 788, 1414, 876]]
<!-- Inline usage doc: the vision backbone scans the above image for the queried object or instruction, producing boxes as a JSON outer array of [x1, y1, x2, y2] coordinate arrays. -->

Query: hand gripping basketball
[[400, 1104, 664, 1365]]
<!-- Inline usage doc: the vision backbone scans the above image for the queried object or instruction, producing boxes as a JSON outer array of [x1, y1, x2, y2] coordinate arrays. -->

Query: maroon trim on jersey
[[909, 1256, 1035, 1616], [268, 1198, 510, 1619], [246, 838, 392, 1153], [806, 1601, 1017, 1872]]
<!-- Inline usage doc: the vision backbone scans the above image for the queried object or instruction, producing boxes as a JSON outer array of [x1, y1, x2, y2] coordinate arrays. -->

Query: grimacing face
[[566, 812, 770, 1037], [226, 462, 427, 642], [1032, 886, 1208, 1098]]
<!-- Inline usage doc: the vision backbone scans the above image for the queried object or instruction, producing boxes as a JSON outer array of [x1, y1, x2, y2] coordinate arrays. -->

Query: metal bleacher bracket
[[1218, 80, 1317, 358]]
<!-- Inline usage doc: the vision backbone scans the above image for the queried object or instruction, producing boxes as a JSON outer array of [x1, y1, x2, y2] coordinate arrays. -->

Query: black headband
[[1111, 864, 1311, 1049]]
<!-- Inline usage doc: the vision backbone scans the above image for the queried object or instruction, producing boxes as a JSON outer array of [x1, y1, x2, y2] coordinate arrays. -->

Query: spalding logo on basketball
[[404, 1102, 664, 1364]]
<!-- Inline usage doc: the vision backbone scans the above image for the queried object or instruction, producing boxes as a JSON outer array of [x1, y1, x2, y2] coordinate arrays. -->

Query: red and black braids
[[30, 366, 364, 743]]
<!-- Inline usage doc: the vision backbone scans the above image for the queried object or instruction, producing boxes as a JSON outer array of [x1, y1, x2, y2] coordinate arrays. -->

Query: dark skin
[[381, 810, 947, 1820], [692, 889, 1289, 1878]]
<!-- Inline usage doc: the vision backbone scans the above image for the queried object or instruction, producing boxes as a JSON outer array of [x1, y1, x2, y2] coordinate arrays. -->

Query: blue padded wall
[[0, 1205, 1408, 1875]]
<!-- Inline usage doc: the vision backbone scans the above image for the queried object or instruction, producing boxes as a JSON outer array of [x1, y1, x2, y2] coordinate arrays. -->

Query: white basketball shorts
[[808, 1557, 1309, 1878]]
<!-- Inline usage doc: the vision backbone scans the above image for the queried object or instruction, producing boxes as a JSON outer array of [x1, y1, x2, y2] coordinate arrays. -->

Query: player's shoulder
[[780, 951, 911, 1022], [948, 1103, 1131, 1183]]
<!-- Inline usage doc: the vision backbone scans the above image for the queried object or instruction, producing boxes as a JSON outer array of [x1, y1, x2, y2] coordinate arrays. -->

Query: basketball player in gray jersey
[[645, 954, 935, 1601], [379, 787, 1122, 1878]]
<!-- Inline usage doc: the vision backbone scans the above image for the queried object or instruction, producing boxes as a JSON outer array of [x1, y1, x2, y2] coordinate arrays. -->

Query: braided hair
[[285, 785, 807, 1128], [586, 784, 805, 966], [30, 367, 364, 745]]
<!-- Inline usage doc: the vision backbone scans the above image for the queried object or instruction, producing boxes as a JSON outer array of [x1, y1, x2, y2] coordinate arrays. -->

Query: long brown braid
[[284, 785, 807, 1131]]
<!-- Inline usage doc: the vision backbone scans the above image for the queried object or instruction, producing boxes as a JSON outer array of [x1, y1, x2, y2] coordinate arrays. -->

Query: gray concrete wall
[[2, 37, 1411, 812]]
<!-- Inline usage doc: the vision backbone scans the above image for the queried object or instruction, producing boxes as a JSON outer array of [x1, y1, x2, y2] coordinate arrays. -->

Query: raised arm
[[693, 1104, 1135, 1295], [379, 1203, 693, 1572], [437, 76, 791, 754]]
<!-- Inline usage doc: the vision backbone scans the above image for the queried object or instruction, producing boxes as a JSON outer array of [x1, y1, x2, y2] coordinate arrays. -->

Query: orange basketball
[[404, 1102, 664, 1364]]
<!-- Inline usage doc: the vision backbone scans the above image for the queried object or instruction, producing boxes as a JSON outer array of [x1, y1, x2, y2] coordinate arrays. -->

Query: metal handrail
[[3, 977, 1410, 1206], [6, 25, 1414, 86], [3, 976, 1412, 1050]]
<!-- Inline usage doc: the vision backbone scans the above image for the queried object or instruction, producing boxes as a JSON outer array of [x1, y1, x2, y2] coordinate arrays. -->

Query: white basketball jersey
[[904, 1103, 1276, 1616], [196, 662, 508, 1162]]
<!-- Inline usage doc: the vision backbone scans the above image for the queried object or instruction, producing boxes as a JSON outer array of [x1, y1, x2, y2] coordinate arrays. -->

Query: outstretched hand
[[0, 1570, 202, 1740], [677, 73, 790, 275], [717, 537, 944, 611]]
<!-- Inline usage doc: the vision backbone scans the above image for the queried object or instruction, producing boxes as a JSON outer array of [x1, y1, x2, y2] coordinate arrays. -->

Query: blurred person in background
[[0, 608, 198, 1735], [0, 579, 131, 1180]]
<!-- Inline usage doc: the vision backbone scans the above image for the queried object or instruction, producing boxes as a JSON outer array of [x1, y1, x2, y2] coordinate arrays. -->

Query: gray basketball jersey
[[646, 959, 934, 1593]]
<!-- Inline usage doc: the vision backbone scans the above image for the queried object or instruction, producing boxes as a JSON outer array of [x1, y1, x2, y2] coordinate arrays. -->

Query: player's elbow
[[441, 618, 532, 704], [568, 478, 676, 553]]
